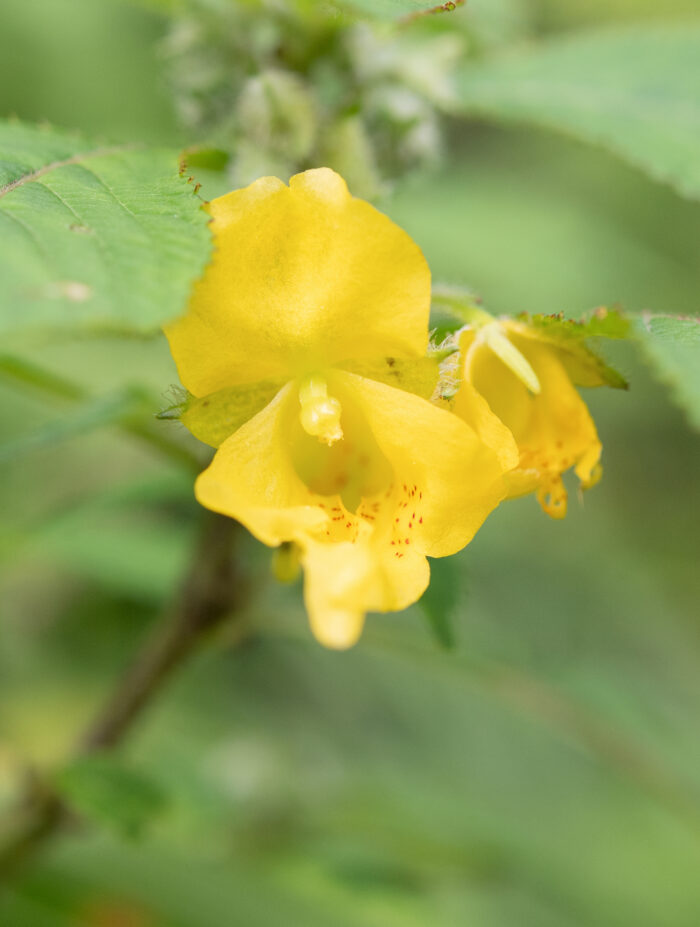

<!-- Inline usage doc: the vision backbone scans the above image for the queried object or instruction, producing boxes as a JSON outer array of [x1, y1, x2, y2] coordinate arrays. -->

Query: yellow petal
[[453, 331, 519, 470], [194, 383, 328, 546], [301, 532, 430, 649], [461, 324, 602, 518], [330, 371, 512, 557], [165, 168, 431, 396]]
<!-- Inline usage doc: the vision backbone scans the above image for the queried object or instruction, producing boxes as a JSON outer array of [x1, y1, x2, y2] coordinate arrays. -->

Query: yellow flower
[[166, 168, 514, 648], [454, 318, 603, 519]]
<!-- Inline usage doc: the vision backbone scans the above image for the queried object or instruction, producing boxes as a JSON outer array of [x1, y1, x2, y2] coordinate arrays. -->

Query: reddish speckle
[[408, 522, 412, 528], [419, 517, 423, 524], [346, 521, 352, 528], [405, 539, 410, 545]]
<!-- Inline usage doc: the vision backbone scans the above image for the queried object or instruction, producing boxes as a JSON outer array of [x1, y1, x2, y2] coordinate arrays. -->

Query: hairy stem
[[0, 509, 244, 881]]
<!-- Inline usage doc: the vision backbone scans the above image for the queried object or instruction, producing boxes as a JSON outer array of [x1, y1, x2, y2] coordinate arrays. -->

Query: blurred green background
[[1, 1, 699, 925]]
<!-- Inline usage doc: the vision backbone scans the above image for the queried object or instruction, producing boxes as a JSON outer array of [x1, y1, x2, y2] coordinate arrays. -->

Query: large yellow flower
[[454, 318, 604, 519], [166, 168, 515, 648]]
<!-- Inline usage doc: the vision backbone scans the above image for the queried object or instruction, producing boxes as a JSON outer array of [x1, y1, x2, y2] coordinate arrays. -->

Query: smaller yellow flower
[[454, 318, 607, 519]]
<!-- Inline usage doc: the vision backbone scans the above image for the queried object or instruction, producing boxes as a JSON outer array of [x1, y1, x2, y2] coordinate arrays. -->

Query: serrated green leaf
[[455, 24, 700, 200], [633, 314, 700, 429], [0, 120, 212, 336], [55, 756, 169, 839], [514, 309, 629, 389]]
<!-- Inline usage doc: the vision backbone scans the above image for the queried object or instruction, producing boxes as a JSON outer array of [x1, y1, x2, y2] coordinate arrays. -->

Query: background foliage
[[0, 0, 698, 925]]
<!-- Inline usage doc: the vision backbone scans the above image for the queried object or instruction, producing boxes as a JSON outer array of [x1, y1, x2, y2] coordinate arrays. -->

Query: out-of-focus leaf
[[0, 389, 146, 464], [55, 756, 169, 839], [0, 120, 212, 336], [633, 314, 700, 429], [419, 555, 462, 649], [455, 24, 700, 200]]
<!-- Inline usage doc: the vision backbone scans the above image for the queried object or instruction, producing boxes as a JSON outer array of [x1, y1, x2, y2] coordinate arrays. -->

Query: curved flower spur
[[165, 169, 516, 648]]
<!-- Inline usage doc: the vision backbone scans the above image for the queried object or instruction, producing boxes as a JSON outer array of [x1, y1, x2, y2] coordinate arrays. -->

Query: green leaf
[[0, 120, 212, 336], [0, 388, 146, 464], [515, 308, 630, 389], [632, 314, 700, 429], [55, 756, 169, 839], [455, 24, 700, 200], [419, 555, 462, 649]]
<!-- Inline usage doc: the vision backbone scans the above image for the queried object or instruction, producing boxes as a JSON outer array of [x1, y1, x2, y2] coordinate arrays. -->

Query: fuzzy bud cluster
[[160, 0, 474, 197]]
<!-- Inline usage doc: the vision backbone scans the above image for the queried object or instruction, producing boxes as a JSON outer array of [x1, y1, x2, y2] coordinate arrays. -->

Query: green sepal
[[514, 308, 630, 390], [163, 379, 286, 448], [341, 355, 440, 400]]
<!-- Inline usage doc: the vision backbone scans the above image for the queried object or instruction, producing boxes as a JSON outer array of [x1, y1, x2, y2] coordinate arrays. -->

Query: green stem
[[431, 285, 494, 328]]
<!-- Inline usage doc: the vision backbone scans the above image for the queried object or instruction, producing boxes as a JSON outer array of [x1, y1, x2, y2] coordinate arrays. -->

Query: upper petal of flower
[[165, 168, 431, 396]]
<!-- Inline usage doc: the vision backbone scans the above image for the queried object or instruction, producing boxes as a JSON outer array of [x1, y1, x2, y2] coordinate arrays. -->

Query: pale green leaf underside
[[456, 24, 700, 200], [633, 314, 700, 429], [0, 121, 212, 336]]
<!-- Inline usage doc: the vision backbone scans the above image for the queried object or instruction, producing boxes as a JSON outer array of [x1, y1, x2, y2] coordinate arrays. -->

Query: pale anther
[[299, 375, 343, 446]]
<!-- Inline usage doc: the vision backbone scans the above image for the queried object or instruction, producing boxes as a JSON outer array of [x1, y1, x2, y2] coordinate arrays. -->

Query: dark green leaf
[[0, 120, 212, 336]]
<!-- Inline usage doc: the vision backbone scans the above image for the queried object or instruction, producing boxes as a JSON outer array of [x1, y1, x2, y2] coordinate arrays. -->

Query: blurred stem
[[0, 509, 245, 882], [0, 354, 202, 472], [431, 285, 493, 328]]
